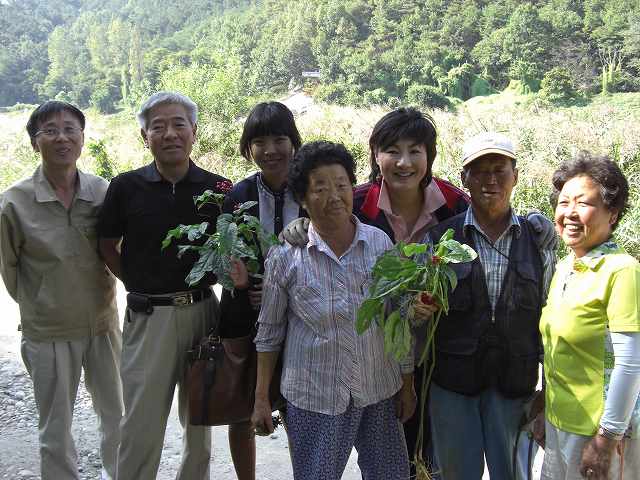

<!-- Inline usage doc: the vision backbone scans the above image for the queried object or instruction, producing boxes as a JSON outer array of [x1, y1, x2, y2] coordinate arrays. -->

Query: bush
[[470, 77, 495, 97], [540, 67, 577, 103], [362, 88, 387, 106], [406, 84, 450, 109], [314, 82, 362, 105], [87, 139, 115, 180]]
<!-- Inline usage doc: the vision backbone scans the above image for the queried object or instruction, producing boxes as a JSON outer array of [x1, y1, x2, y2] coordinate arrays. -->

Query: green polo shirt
[[540, 241, 640, 437]]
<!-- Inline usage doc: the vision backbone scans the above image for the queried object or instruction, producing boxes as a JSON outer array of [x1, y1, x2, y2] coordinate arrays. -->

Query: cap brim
[[462, 148, 516, 167]]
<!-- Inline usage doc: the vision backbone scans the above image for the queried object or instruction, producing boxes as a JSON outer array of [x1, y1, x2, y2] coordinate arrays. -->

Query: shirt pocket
[[290, 282, 334, 337], [448, 261, 473, 311], [513, 262, 540, 310]]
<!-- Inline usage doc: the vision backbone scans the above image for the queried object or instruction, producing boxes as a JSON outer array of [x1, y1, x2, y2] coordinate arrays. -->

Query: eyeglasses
[[34, 126, 83, 138]]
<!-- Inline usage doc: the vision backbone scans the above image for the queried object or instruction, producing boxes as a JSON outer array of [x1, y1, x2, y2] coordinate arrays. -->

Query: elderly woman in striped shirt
[[241, 140, 415, 480]]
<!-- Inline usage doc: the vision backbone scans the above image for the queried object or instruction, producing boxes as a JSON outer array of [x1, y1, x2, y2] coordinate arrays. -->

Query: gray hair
[[136, 91, 198, 129]]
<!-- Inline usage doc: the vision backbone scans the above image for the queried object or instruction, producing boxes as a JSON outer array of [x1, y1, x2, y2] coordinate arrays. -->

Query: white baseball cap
[[461, 132, 516, 167]]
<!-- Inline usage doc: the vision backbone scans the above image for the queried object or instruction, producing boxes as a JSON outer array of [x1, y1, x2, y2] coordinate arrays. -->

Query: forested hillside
[[2, 0, 639, 111]]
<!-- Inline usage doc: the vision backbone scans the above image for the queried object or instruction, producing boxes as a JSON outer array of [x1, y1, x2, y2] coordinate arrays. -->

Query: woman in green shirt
[[539, 152, 640, 480]]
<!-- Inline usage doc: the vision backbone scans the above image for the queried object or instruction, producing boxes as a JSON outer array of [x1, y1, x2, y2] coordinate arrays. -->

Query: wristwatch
[[597, 426, 624, 441]]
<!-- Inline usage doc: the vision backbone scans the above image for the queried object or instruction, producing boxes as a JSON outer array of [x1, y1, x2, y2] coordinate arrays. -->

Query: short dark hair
[[288, 141, 357, 203], [239, 102, 302, 160], [550, 151, 629, 230], [368, 107, 437, 184], [26, 101, 85, 140]]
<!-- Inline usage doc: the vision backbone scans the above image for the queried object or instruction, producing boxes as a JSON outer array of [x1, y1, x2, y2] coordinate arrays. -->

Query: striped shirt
[[255, 216, 411, 415], [463, 207, 555, 310]]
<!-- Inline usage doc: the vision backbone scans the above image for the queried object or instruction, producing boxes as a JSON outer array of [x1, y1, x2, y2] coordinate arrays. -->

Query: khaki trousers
[[116, 295, 216, 480], [21, 330, 123, 480]]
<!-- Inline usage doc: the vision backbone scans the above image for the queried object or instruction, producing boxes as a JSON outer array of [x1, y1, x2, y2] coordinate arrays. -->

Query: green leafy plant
[[162, 189, 280, 291], [356, 228, 477, 478]]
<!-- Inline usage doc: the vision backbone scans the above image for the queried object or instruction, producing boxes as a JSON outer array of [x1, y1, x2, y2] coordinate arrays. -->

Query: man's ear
[[31, 138, 39, 153], [460, 170, 467, 189], [141, 128, 148, 147]]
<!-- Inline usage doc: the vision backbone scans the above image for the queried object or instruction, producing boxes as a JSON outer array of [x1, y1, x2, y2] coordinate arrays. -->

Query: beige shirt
[[0, 166, 118, 341], [377, 179, 447, 243]]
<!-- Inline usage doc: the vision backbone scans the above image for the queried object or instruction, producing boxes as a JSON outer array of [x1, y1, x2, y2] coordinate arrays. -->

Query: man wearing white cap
[[419, 132, 555, 479]]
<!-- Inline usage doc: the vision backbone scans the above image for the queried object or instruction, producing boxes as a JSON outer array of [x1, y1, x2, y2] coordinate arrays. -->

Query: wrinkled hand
[[395, 381, 417, 423], [229, 257, 249, 290], [532, 411, 545, 448], [251, 397, 274, 436], [248, 281, 263, 310], [526, 211, 558, 251], [580, 434, 618, 479], [413, 293, 439, 320], [280, 217, 310, 246], [528, 390, 545, 448]]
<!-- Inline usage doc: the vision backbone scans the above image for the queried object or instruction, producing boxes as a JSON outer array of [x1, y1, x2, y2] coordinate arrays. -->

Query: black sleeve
[[97, 176, 125, 239]]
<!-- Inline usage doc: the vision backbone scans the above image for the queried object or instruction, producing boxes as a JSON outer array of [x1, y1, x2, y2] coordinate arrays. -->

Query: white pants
[[21, 330, 123, 480], [541, 419, 640, 480], [116, 295, 216, 480]]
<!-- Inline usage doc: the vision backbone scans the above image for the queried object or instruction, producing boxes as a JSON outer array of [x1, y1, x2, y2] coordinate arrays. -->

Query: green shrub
[[406, 84, 450, 109], [362, 88, 387, 106], [470, 77, 495, 97], [87, 139, 115, 180], [540, 67, 577, 103]]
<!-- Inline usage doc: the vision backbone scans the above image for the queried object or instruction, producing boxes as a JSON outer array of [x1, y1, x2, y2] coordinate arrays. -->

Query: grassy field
[[1, 91, 639, 257]]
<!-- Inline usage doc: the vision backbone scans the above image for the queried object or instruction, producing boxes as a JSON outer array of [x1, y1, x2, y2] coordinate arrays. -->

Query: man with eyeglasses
[[0, 101, 123, 480]]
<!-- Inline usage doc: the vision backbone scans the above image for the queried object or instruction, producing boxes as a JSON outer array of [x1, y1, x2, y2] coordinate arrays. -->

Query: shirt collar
[[307, 215, 366, 256], [139, 159, 206, 183], [571, 240, 619, 272], [463, 206, 521, 239], [33, 165, 96, 203], [256, 172, 289, 197], [377, 179, 446, 216]]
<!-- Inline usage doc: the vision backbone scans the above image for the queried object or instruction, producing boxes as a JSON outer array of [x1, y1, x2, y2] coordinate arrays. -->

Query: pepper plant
[[356, 228, 477, 479], [162, 189, 280, 291]]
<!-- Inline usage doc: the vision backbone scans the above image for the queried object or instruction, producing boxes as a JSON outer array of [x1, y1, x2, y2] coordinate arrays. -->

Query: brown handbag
[[187, 332, 285, 426]]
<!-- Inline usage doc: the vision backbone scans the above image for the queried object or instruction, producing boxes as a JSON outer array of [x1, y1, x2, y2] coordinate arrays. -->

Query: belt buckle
[[173, 292, 193, 306]]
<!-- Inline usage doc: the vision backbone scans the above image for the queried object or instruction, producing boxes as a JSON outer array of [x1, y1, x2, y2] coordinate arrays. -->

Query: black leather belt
[[126, 289, 213, 314], [149, 289, 213, 306]]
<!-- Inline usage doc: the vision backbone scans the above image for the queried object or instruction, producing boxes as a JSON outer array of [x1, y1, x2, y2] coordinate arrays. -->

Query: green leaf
[[402, 243, 428, 257], [442, 265, 458, 291], [440, 241, 478, 263], [161, 223, 209, 249], [184, 248, 217, 286], [438, 228, 454, 243], [216, 215, 238, 255], [356, 298, 383, 334], [187, 222, 209, 242], [194, 190, 225, 210], [383, 311, 401, 356], [246, 259, 260, 274], [231, 237, 257, 259], [233, 201, 258, 215], [373, 254, 417, 280]]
